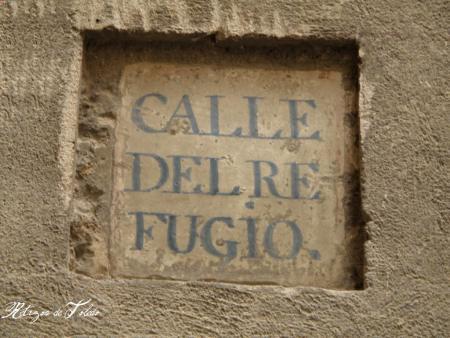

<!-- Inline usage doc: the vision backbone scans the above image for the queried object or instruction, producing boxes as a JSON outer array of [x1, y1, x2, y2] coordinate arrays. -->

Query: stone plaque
[[111, 54, 359, 288]]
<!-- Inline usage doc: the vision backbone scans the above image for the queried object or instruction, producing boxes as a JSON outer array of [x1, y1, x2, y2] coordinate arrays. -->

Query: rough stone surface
[[0, 0, 448, 336]]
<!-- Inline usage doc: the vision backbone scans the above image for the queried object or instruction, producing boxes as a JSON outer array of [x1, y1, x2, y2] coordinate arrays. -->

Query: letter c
[[132, 93, 167, 133]]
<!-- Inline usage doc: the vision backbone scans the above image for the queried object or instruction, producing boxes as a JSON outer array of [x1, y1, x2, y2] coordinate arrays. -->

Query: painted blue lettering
[[125, 152, 169, 192], [244, 96, 263, 138], [129, 211, 154, 250], [247, 160, 284, 198], [281, 99, 320, 139], [132, 93, 167, 133], [240, 217, 258, 258], [166, 95, 200, 134], [201, 217, 238, 261], [264, 221, 302, 259], [167, 215, 198, 254], [169, 155, 202, 193], [207, 157, 240, 195]]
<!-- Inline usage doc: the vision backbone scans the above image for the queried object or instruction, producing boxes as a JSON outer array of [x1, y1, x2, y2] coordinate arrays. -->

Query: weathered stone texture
[[0, 0, 448, 336]]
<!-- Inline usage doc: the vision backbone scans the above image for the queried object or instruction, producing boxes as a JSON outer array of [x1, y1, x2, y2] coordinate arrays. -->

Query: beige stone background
[[0, 0, 448, 336]]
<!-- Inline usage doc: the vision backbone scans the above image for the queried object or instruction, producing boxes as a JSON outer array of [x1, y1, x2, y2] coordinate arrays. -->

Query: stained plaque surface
[[110, 48, 360, 288]]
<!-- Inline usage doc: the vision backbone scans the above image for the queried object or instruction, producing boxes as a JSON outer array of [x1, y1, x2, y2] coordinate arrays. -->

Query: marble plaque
[[110, 57, 359, 288]]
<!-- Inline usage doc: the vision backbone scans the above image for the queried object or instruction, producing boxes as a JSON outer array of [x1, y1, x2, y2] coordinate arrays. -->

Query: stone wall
[[0, 0, 448, 336]]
